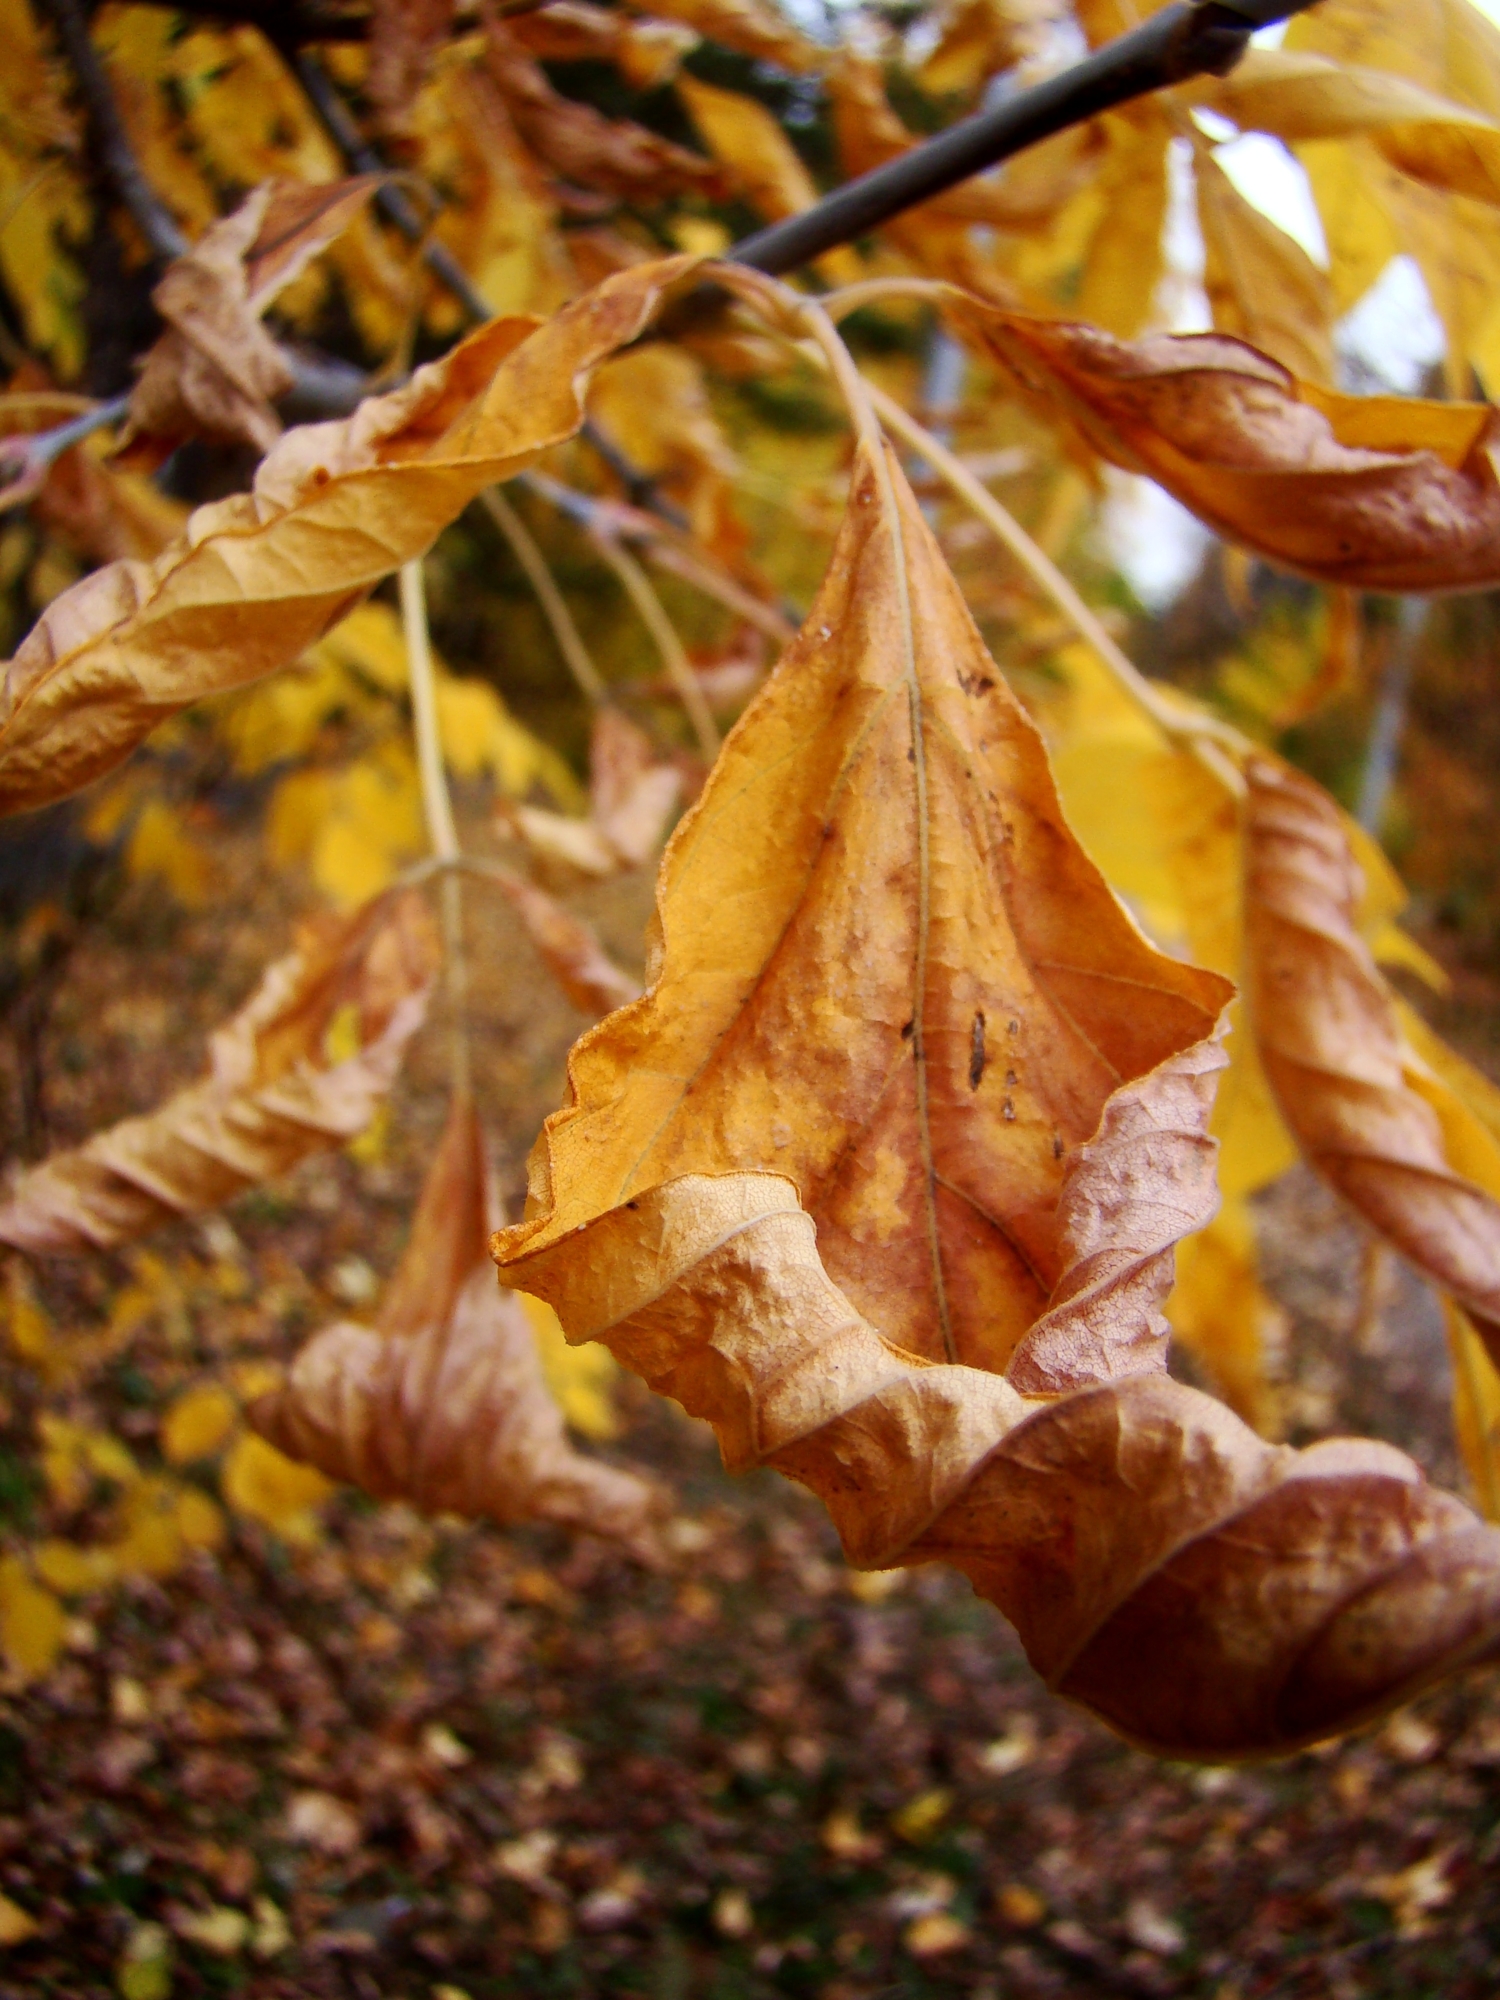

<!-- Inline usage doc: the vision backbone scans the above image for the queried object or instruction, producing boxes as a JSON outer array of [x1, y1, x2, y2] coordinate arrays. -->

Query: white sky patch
[[1098, 472, 1214, 612], [1336, 253, 1449, 391]]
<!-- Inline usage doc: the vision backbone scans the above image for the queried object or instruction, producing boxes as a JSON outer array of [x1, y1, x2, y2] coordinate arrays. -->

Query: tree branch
[[42, 0, 189, 264], [732, 0, 1325, 277]]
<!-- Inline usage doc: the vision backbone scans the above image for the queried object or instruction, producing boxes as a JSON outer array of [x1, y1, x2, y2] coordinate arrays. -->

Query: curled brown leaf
[[494, 432, 1500, 1757], [0, 256, 699, 817], [117, 178, 383, 467], [0, 891, 438, 1254], [1244, 755, 1500, 1352], [254, 1096, 659, 1546], [961, 306, 1500, 592]]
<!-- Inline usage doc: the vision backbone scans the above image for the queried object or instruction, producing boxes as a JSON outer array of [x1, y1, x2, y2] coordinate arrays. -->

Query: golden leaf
[[252, 1096, 658, 1545], [508, 4, 697, 90], [0, 890, 437, 1253], [626, 0, 821, 73], [0, 256, 698, 817], [161, 1384, 239, 1466], [221, 1431, 333, 1539], [0, 1554, 64, 1684], [496, 434, 1500, 1758], [677, 74, 859, 286], [1244, 756, 1500, 1355], [1196, 148, 1335, 384], [1211, 47, 1500, 207], [963, 304, 1500, 591], [502, 438, 1228, 1375]]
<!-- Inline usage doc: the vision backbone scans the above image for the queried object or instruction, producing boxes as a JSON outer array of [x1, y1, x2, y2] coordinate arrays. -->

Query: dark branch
[[732, 0, 1325, 277], [42, 0, 189, 264], [286, 48, 496, 326]]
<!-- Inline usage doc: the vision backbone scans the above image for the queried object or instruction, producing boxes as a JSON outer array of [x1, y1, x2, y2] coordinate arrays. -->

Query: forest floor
[[0, 812, 1498, 2000]]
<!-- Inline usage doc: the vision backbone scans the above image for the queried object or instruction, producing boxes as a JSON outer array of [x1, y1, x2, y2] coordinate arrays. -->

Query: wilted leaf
[[253, 1096, 658, 1545], [509, 4, 697, 90], [484, 864, 641, 1018], [497, 437, 1500, 1758], [1244, 756, 1500, 1357], [628, 0, 821, 73], [484, 22, 720, 201], [962, 305, 1500, 591], [506, 706, 680, 879], [502, 439, 1228, 1375], [368, 0, 454, 134], [117, 177, 382, 465], [0, 256, 699, 816], [0, 890, 437, 1252]]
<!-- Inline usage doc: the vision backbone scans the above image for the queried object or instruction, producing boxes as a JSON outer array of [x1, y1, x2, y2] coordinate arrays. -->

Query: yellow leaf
[[0, 1554, 64, 1683], [891, 1788, 953, 1843], [32, 1538, 118, 1595], [116, 1918, 174, 2000], [161, 1384, 238, 1466], [112, 1476, 188, 1579], [39, 1414, 137, 1508], [1167, 1200, 1285, 1435], [175, 1485, 226, 1552], [125, 798, 209, 908], [4, 1259, 56, 1375], [1197, 147, 1335, 383], [221, 1431, 333, 1538], [521, 1291, 621, 1440], [0, 1890, 38, 1946], [1447, 1300, 1500, 1521]]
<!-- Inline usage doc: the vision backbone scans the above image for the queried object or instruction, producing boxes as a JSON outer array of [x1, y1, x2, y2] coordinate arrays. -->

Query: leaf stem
[[480, 487, 609, 706], [588, 532, 722, 763], [399, 557, 471, 1100], [859, 374, 1249, 791]]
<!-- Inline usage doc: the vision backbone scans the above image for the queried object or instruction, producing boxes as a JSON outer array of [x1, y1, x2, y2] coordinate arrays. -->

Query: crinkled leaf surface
[[0, 891, 437, 1253], [0, 257, 697, 817], [254, 1096, 657, 1547], [496, 441, 1500, 1757], [1245, 756, 1500, 1355], [961, 306, 1500, 592], [508, 438, 1229, 1378]]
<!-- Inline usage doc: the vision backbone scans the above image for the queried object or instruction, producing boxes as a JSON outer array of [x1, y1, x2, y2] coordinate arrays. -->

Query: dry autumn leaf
[[483, 22, 720, 203], [0, 256, 699, 817], [0, 889, 437, 1254], [506, 705, 681, 879], [1244, 756, 1500, 1359], [117, 176, 383, 466], [960, 306, 1500, 592], [253, 1094, 659, 1546], [482, 864, 642, 1019], [495, 433, 1500, 1757]]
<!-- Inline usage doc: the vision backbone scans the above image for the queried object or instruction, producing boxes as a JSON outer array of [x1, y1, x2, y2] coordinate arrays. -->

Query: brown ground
[[0, 817, 1497, 2000]]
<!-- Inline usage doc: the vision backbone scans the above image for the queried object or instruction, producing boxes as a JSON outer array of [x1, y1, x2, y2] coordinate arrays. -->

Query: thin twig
[[43, 0, 188, 262], [399, 558, 471, 1101], [521, 471, 794, 644], [0, 394, 131, 512], [479, 487, 609, 705], [730, 0, 1323, 278], [588, 532, 721, 763], [287, 47, 495, 327]]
